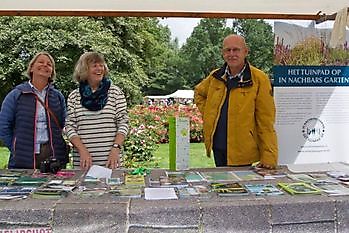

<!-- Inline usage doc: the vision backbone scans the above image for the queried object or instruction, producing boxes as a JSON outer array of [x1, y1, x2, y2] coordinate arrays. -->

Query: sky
[[159, 18, 335, 46]]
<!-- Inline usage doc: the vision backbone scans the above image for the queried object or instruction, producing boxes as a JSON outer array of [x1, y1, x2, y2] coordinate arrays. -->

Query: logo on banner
[[302, 118, 325, 142]]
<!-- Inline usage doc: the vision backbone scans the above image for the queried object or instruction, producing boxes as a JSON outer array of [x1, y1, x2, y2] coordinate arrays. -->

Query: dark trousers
[[213, 148, 252, 167], [35, 142, 52, 169], [213, 148, 227, 167]]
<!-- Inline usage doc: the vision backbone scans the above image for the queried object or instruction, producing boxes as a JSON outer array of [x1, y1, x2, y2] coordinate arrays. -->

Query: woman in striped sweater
[[65, 52, 129, 170]]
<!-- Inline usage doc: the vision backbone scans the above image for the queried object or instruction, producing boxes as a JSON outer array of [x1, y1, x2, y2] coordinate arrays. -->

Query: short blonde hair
[[26, 52, 56, 83], [73, 52, 109, 82]]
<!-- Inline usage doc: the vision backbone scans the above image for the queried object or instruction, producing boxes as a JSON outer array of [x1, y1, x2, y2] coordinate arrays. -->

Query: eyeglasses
[[223, 47, 242, 54]]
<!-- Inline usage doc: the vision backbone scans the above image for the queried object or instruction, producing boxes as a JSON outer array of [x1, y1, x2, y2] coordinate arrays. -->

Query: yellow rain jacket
[[194, 63, 278, 167]]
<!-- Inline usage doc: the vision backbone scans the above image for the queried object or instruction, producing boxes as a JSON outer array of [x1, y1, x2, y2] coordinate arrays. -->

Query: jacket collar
[[212, 61, 253, 88], [16, 81, 54, 93]]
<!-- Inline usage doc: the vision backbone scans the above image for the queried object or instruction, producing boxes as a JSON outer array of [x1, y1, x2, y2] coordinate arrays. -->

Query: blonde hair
[[26, 52, 56, 83], [73, 52, 109, 82]]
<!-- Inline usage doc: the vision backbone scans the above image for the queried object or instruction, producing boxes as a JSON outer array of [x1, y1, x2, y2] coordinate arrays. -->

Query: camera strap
[[36, 96, 63, 131]]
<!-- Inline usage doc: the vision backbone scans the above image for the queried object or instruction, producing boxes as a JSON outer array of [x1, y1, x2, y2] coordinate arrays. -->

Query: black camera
[[40, 158, 61, 174]]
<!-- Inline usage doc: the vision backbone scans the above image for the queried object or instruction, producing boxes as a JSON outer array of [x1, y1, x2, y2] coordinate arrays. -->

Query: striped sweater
[[65, 84, 129, 167]]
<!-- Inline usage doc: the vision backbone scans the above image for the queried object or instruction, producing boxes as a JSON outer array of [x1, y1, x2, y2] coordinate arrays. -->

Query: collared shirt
[[29, 81, 49, 153], [225, 64, 246, 81]]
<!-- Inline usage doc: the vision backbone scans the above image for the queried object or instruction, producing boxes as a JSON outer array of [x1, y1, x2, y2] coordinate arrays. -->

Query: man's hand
[[255, 162, 275, 170]]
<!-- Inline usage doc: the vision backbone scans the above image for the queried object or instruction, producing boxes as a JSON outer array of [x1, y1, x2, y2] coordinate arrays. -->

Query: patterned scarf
[[79, 77, 111, 111]]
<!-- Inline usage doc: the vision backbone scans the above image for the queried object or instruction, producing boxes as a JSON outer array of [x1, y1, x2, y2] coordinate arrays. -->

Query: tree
[[94, 17, 180, 97], [178, 19, 274, 88], [179, 19, 234, 87], [0, 16, 178, 105], [234, 19, 274, 75]]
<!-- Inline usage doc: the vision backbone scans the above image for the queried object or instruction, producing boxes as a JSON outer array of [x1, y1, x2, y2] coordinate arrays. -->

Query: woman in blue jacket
[[0, 52, 68, 169]]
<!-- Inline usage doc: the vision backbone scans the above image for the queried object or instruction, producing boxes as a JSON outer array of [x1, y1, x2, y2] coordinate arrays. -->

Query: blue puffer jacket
[[0, 82, 67, 169]]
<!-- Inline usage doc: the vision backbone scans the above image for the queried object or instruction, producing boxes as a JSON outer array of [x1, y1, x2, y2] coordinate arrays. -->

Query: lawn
[[153, 143, 215, 169], [0, 143, 215, 169]]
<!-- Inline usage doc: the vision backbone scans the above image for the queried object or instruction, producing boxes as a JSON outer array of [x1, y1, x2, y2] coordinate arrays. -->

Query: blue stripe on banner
[[273, 66, 349, 87]]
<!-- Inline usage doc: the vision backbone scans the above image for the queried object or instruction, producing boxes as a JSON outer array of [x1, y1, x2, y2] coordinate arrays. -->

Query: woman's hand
[[106, 147, 121, 169], [70, 136, 92, 170], [79, 148, 93, 170]]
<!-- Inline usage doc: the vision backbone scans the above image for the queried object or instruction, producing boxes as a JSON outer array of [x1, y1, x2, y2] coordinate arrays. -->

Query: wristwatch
[[112, 143, 122, 150]]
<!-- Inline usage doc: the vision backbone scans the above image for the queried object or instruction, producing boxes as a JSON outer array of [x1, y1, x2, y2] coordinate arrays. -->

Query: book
[[0, 177, 18, 186], [0, 186, 36, 196], [278, 182, 322, 195], [287, 174, 317, 183], [62, 180, 78, 186], [110, 185, 143, 198], [254, 168, 287, 179], [313, 181, 349, 196], [124, 174, 145, 187], [232, 170, 264, 181], [160, 171, 188, 188], [12, 176, 48, 186], [55, 171, 76, 179], [79, 177, 108, 194], [0, 170, 24, 177], [0, 195, 28, 200], [245, 183, 284, 196], [77, 188, 106, 197], [308, 173, 332, 180], [177, 187, 200, 197], [32, 189, 68, 199], [326, 171, 349, 179], [183, 171, 205, 183], [210, 182, 249, 196], [144, 187, 178, 200], [200, 171, 239, 183], [107, 177, 122, 186]]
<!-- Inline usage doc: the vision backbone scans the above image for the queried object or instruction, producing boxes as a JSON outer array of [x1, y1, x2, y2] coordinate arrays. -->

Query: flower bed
[[123, 104, 203, 168]]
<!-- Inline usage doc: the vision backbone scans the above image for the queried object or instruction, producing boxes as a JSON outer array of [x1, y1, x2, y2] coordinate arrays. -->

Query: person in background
[[0, 52, 67, 169], [65, 52, 129, 170], [194, 34, 278, 169]]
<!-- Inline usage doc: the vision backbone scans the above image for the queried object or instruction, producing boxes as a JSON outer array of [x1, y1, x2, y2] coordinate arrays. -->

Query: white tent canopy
[[0, 0, 348, 21]]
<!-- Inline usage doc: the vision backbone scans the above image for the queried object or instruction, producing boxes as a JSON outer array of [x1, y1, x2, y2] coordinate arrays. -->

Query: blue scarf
[[79, 77, 111, 111]]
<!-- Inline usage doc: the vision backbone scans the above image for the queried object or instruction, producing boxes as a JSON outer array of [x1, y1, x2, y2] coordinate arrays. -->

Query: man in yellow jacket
[[194, 34, 278, 169]]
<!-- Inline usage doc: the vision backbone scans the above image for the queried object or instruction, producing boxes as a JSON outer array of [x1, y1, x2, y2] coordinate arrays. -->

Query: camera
[[40, 158, 61, 174]]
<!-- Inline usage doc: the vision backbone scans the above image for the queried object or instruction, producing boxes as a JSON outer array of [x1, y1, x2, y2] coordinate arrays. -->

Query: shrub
[[123, 104, 203, 168]]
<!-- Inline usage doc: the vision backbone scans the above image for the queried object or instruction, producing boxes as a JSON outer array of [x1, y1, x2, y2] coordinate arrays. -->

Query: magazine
[[232, 170, 264, 181], [177, 185, 210, 198], [32, 189, 68, 199], [110, 185, 143, 198], [210, 182, 249, 196], [245, 183, 284, 196], [200, 171, 239, 183], [254, 168, 287, 179], [12, 176, 48, 186], [287, 174, 317, 183], [183, 171, 205, 183], [160, 171, 188, 188], [313, 181, 349, 196], [144, 187, 178, 200], [124, 174, 145, 187], [278, 182, 322, 195]]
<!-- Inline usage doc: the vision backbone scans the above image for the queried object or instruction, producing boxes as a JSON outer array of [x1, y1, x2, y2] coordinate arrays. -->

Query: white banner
[[274, 21, 349, 164]]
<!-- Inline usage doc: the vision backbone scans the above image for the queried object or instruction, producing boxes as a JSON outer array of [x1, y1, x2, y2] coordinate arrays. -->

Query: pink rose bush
[[123, 104, 203, 168]]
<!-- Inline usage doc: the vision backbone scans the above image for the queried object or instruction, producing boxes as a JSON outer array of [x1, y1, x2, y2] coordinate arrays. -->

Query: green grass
[[154, 143, 215, 169], [0, 147, 9, 169], [0, 143, 215, 169]]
